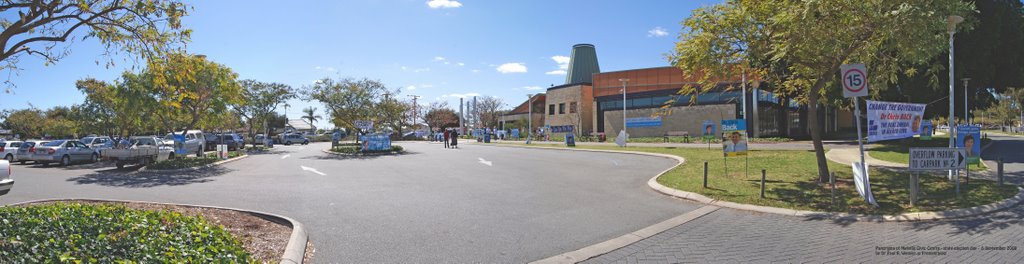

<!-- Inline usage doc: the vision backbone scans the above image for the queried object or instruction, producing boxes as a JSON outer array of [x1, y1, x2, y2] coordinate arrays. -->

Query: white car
[[165, 130, 207, 157], [1, 140, 22, 162], [0, 160, 12, 196]]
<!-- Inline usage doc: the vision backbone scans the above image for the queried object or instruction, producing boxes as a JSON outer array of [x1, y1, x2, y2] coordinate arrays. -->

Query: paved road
[[981, 133, 1024, 185], [0, 142, 697, 263]]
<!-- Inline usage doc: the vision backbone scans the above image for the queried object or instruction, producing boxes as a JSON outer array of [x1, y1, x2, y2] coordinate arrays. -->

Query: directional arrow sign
[[909, 148, 967, 171]]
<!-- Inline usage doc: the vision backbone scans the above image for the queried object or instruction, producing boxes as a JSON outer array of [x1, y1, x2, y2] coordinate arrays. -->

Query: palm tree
[[301, 107, 322, 131]]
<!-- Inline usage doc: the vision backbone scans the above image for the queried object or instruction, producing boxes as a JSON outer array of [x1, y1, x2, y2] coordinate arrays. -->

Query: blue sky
[[1, 0, 718, 129]]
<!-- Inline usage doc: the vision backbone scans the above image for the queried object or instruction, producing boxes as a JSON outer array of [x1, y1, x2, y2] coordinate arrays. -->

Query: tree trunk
[[807, 86, 830, 183]]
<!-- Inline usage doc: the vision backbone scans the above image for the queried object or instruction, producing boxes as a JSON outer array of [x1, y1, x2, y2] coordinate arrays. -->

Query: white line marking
[[478, 157, 492, 166], [301, 165, 326, 175], [610, 159, 619, 166], [281, 154, 291, 159]]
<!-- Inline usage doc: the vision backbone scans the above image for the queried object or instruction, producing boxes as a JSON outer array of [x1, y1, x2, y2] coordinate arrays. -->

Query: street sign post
[[355, 120, 374, 131], [841, 63, 870, 203], [910, 147, 968, 199]]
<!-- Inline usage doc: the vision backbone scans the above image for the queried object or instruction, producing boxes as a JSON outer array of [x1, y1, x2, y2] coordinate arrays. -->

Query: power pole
[[408, 95, 420, 130]]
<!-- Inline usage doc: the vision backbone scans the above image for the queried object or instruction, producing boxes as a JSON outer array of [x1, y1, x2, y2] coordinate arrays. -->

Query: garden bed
[[0, 201, 292, 263], [146, 151, 245, 170], [328, 144, 404, 155]]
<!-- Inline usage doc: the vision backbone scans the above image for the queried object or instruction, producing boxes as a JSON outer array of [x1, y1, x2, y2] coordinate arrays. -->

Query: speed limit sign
[[840, 63, 868, 98]]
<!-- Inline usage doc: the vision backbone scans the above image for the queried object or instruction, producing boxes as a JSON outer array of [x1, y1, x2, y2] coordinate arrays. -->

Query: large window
[[558, 103, 565, 114], [569, 102, 577, 113], [548, 104, 555, 115]]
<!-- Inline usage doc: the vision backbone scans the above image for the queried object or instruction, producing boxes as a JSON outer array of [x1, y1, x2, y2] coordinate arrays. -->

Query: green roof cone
[[565, 44, 600, 84]]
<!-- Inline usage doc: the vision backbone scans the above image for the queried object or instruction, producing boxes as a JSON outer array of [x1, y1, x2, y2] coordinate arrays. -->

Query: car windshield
[[131, 138, 157, 146], [41, 140, 65, 147], [18, 142, 35, 149], [80, 137, 95, 143]]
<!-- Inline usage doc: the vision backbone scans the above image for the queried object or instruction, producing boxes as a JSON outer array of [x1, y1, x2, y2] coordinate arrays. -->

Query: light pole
[[962, 78, 970, 125], [619, 78, 630, 147], [527, 94, 534, 139], [408, 95, 420, 130], [947, 15, 963, 182]]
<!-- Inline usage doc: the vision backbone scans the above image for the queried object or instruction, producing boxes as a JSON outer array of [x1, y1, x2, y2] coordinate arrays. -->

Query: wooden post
[[703, 161, 708, 188], [760, 169, 766, 198]]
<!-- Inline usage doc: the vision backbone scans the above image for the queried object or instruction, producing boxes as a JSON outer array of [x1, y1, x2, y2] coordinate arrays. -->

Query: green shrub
[[0, 203, 254, 263], [329, 144, 403, 154]]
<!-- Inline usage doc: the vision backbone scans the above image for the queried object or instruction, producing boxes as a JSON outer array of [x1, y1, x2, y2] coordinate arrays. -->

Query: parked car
[[1, 141, 22, 162], [80, 136, 114, 155], [28, 140, 98, 166], [280, 133, 309, 145], [164, 130, 206, 157], [204, 133, 243, 151], [0, 160, 12, 196], [15, 140, 49, 164], [103, 136, 176, 169]]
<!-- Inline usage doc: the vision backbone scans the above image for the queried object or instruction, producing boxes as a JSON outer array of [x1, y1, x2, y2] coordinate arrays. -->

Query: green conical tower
[[565, 44, 600, 84]]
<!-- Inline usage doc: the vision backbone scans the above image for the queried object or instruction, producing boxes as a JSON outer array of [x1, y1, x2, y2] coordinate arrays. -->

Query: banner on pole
[[956, 125, 982, 164], [866, 100, 926, 142], [721, 119, 748, 157]]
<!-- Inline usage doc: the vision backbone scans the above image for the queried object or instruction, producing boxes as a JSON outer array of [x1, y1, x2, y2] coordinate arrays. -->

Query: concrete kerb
[[6, 198, 308, 264], [138, 154, 249, 173], [319, 149, 404, 156], [478, 142, 1024, 223]]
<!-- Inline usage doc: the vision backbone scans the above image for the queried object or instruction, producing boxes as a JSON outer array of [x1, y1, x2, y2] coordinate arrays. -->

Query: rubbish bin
[[484, 133, 491, 143]]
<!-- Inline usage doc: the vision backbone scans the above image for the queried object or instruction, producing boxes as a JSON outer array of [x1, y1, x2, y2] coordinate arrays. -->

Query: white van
[[165, 130, 206, 157]]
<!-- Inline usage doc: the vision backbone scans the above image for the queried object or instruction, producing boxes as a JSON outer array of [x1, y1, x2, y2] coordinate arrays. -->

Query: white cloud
[[551, 55, 570, 69], [546, 70, 567, 75], [448, 92, 481, 98], [648, 27, 669, 37], [414, 68, 430, 73], [457, 62, 465, 66], [434, 56, 446, 61], [524, 86, 542, 91], [496, 62, 527, 73], [427, 0, 462, 9], [406, 85, 417, 91], [313, 66, 337, 72], [420, 84, 435, 88], [471, 69, 480, 73]]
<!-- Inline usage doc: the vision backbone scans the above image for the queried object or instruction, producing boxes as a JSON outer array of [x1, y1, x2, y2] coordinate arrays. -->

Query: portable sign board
[[909, 148, 967, 171], [840, 63, 868, 98], [720, 119, 748, 157], [956, 125, 982, 165], [919, 120, 933, 140]]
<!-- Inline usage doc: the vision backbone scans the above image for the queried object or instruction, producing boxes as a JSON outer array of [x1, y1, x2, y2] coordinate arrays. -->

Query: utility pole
[[619, 78, 629, 147], [408, 95, 420, 130], [527, 94, 534, 138], [947, 15, 963, 181]]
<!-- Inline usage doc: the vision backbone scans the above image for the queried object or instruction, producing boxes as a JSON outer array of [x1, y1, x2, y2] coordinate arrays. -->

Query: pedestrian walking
[[450, 129, 459, 149], [443, 129, 450, 148]]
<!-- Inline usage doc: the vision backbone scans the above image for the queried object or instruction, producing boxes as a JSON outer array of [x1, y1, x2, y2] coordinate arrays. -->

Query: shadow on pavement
[[66, 166, 233, 188], [244, 149, 290, 155], [904, 204, 1024, 235]]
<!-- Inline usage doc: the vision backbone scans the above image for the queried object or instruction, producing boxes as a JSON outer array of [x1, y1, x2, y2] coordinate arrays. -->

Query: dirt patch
[[24, 200, 295, 263]]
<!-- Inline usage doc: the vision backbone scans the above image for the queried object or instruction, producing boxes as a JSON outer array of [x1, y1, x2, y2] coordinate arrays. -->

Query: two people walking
[[443, 128, 459, 149]]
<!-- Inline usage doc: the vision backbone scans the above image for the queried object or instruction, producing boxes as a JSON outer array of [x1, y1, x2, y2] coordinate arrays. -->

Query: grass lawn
[[868, 135, 989, 172], [495, 142, 1019, 215]]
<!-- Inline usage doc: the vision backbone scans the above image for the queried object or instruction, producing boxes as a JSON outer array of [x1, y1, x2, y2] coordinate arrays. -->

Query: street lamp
[[527, 94, 534, 139], [962, 78, 970, 125], [619, 78, 630, 147], [947, 15, 963, 182]]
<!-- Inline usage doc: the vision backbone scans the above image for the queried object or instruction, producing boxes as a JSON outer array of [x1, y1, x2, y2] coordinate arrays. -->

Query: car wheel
[[168, 153, 175, 160], [116, 162, 125, 169], [61, 155, 71, 167], [4, 154, 12, 162], [90, 153, 98, 163], [19, 160, 26, 165], [196, 148, 203, 157]]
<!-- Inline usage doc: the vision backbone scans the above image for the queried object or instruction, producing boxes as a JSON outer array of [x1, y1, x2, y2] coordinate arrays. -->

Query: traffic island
[[478, 143, 1020, 217], [142, 152, 248, 172], [322, 144, 405, 156], [2, 199, 310, 263]]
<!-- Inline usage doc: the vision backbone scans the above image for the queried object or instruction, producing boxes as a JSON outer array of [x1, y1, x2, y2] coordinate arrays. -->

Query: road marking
[[478, 157, 492, 166], [610, 159, 619, 166], [300, 165, 326, 175], [281, 154, 291, 159]]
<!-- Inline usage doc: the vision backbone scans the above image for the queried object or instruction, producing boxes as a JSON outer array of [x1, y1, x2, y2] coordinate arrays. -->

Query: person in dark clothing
[[443, 129, 450, 148], [450, 129, 459, 149]]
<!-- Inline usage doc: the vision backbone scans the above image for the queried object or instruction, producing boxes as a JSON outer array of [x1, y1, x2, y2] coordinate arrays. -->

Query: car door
[[69, 141, 88, 161]]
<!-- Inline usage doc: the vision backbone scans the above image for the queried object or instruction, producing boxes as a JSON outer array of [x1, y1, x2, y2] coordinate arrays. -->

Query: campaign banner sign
[[551, 125, 574, 133], [173, 134, 187, 155], [866, 100, 926, 142], [626, 117, 662, 128], [721, 119, 748, 157], [359, 133, 391, 151], [956, 125, 982, 164], [919, 120, 933, 140], [511, 129, 520, 138], [702, 120, 716, 139], [565, 133, 576, 147]]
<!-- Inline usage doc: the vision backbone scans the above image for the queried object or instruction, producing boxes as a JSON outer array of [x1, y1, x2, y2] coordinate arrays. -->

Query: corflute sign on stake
[[909, 148, 967, 171]]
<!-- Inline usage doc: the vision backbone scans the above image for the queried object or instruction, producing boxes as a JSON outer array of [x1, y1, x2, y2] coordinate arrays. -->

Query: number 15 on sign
[[841, 63, 868, 98]]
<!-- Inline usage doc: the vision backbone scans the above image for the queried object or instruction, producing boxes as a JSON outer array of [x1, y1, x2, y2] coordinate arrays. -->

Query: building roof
[[565, 44, 600, 84], [546, 82, 592, 92], [506, 94, 546, 115], [287, 119, 314, 130]]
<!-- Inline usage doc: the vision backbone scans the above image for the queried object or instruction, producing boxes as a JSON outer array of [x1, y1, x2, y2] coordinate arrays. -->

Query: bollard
[[909, 173, 918, 208], [703, 161, 709, 188], [829, 171, 836, 207], [998, 158, 1004, 185], [760, 169, 766, 198]]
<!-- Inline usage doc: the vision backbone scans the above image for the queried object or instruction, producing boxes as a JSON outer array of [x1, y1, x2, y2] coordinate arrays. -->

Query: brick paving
[[582, 203, 1024, 263]]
